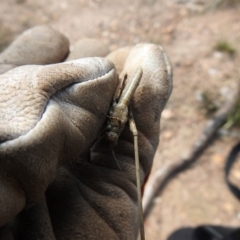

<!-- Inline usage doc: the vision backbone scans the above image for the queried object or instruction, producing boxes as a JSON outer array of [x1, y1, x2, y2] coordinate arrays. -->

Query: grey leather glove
[[0, 25, 172, 240]]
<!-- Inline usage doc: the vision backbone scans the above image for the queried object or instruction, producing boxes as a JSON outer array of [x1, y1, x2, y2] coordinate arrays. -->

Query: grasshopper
[[106, 67, 142, 144], [106, 67, 145, 240]]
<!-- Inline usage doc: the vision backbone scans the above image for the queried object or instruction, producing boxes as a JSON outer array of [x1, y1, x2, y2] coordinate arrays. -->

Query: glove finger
[[91, 43, 172, 180], [0, 58, 117, 225], [0, 25, 69, 74], [106, 46, 133, 74], [117, 43, 173, 175], [65, 38, 110, 61]]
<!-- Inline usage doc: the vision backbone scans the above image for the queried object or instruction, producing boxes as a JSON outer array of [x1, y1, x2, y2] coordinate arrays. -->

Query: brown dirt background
[[1, 0, 240, 239]]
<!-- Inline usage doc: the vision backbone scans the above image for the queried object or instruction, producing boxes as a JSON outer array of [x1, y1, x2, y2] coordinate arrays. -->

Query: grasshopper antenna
[[129, 111, 145, 240]]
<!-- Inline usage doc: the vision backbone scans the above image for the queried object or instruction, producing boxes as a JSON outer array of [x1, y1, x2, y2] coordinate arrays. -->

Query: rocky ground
[[1, 0, 240, 239]]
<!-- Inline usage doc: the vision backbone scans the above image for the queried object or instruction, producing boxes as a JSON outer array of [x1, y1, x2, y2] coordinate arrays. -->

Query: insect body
[[106, 67, 143, 145]]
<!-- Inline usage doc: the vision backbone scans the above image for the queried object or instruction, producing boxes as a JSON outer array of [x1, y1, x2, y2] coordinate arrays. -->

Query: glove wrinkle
[[0, 58, 115, 143], [46, 167, 122, 240]]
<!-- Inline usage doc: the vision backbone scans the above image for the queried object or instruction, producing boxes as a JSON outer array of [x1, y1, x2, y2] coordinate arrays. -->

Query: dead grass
[[214, 40, 236, 55]]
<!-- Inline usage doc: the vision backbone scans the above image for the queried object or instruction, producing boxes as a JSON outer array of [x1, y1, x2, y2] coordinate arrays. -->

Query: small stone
[[219, 86, 232, 100], [195, 90, 204, 102], [208, 68, 218, 76], [213, 51, 223, 59], [162, 131, 173, 140], [211, 153, 224, 165], [60, 2, 68, 9], [232, 169, 240, 180], [161, 109, 174, 119], [222, 202, 234, 214]]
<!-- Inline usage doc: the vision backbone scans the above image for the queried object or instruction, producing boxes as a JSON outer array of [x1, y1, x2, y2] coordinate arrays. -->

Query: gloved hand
[[0, 25, 172, 240]]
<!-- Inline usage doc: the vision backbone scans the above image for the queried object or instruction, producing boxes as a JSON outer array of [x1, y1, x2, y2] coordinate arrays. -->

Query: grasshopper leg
[[129, 111, 145, 240], [111, 150, 122, 170]]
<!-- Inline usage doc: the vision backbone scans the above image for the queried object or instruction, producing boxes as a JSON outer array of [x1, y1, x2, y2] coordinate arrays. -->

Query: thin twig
[[143, 81, 240, 219], [129, 111, 145, 240]]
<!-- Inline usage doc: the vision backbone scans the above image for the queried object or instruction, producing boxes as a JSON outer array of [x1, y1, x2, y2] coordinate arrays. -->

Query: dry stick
[[129, 111, 145, 240], [143, 83, 240, 219]]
